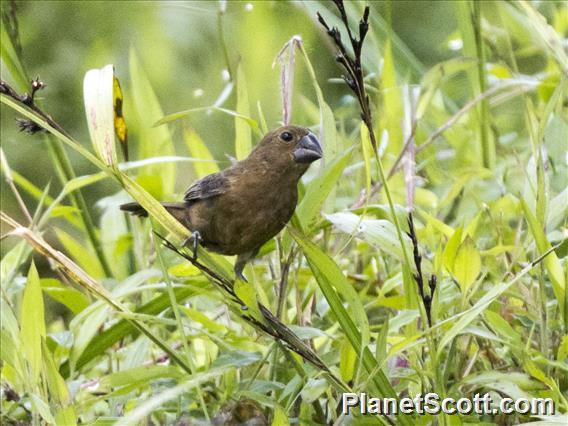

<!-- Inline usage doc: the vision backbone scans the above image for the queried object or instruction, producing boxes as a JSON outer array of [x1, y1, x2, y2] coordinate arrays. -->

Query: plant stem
[[47, 137, 112, 276], [472, 0, 494, 169], [154, 230, 210, 421]]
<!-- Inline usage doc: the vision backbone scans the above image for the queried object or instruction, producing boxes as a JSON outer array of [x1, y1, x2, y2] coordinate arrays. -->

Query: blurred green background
[[1, 0, 470, 225], [2, 0, 562, 220]]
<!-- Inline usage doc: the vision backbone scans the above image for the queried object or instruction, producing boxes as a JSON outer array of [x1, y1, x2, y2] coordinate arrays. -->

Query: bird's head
[[248, 125, 322, 175]]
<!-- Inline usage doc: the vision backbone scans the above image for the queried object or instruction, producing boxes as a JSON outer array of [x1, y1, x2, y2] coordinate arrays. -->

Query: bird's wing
[[183, 172, 231, 202]]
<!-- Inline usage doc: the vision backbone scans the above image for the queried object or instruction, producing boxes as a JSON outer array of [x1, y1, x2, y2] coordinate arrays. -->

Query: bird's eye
[[280, 131, 294, 142]]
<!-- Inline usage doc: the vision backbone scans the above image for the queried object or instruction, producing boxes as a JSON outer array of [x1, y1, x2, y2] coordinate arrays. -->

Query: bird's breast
[[205, 179, 298, 255]]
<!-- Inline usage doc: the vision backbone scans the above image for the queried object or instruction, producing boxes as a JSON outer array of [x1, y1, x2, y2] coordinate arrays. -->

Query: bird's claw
[[236, 271, 248, 283], [182, 231, 202, 261]]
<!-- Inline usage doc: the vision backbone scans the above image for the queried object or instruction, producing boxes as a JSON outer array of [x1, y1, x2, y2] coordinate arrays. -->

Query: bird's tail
[[120, 202, 191, 228]]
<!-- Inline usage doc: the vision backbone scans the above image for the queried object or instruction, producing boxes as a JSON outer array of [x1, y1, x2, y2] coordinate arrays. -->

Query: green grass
[[1, 1, 566, 425]]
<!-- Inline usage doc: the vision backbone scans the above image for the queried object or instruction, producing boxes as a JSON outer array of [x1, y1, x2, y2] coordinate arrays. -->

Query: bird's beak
[[293, 132, 323, 164]]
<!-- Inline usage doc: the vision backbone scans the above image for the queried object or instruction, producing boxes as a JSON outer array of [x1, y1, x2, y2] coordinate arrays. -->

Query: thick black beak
[[293, 132, 322, 164]]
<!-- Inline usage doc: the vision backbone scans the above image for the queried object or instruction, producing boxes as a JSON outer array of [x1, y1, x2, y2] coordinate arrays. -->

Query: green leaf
[[0, 329, 23, 380], [325, 212, 413, 259], [21, 262, 45, 383], [339, 338, 356, 382], [234, 279, 263, 323], [129, 49, 176, 194], [1, 240, 32, 288], [167, 262, 201, 277], [290, 228, 369, 347], [443, 226, 463, 274], [521, 198, 565, 319], [83, 64, 118, 166], [183, 127, 219, 177], [116, 366, 232, 426], [272, 404, 290, 426], [212, 351, 262, 368], [101, 365, 182, 389], [235, 63, 251, 160], [301, 378, 328, 404], [41, 278, 89, 314], [179, 306, 227, 333], [290, 229, 406, 413], [30, 393, 55, 425], [42, 341, 76, 425], [55, 228, 105, 279], [295, 148, 353, 231], [0, 22, 29, 91], [453, 236, 481, 293], [55, 407, 77, 426]]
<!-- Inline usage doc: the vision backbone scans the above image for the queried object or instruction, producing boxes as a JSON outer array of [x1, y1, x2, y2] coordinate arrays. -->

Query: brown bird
[[120, 125, 322, 280]]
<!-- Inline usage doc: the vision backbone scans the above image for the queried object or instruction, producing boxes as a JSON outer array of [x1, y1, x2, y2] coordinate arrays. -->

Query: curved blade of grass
[[153, 105, 259, 131], [183, 127, 220, 177], [520, 198, 566, 323], [0, 22, 29, 91], [21, 262, 45, 383], [295, 147, 353, 232], [129, 50, 176, 194], [290, 228, 406, 410], [62, 282, 201, 376], [234, 63, 252, 160], [116, 366, 231, 426]]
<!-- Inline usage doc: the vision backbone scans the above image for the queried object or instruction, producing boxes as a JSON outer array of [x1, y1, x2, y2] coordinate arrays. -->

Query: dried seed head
[[16, 118, 44, 134]]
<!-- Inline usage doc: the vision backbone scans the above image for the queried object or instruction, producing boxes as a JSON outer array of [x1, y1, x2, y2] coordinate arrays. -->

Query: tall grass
[[1, 1, 566, 425]]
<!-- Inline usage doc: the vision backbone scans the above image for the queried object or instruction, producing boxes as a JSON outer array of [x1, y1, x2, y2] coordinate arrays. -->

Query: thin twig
[[0, 148, 33, 224]]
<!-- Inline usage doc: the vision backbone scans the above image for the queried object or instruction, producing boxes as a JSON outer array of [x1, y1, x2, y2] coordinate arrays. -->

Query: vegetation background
[[0, 0, 566, 425]]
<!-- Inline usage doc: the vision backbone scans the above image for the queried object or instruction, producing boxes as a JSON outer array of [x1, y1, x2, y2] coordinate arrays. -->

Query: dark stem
[[407, 213, 436, 327], [318, 2, 437, 331]]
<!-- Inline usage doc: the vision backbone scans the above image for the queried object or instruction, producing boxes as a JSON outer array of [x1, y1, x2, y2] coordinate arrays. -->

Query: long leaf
[[20, 262, 45, 383], [129, 50, 176, 194], [234, 63, 252, 160], [521, 198, 565, 320], [116, 366, 232, 426], [290, 228, 407, 413], [295, 148, 353, 232]]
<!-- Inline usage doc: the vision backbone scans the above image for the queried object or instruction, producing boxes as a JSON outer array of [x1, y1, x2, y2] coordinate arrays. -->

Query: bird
[[120, 125, 322, 281]]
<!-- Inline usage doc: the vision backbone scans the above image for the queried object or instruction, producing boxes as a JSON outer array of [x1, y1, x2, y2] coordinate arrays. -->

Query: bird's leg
[[182, 230, 201, 261], [234, 257, 248, 283], [233, 248, 259, 283]]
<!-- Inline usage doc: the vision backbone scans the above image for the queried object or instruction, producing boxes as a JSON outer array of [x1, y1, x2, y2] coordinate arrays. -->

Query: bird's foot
[[182, 231, 202, 261], [235, 270, 248, 283]]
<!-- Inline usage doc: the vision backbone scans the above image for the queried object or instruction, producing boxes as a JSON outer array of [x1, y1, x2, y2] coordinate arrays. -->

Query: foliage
[[1, 1, 567, 425]]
